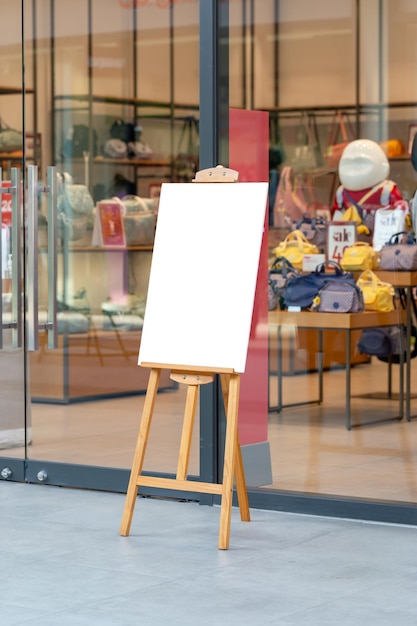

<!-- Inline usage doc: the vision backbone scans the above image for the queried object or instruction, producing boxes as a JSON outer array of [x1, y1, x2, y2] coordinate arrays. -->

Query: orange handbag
[[379, 139, 405, 159]]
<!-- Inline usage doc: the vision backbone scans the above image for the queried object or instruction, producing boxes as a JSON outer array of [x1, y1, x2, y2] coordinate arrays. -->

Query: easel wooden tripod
[[119, 167, 251, 550]]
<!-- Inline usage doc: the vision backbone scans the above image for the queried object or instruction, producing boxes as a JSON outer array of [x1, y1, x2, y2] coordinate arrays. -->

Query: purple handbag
[[315, 281, 365, 313], [379, 231, 417, 271], [292, 213, 327, 249]]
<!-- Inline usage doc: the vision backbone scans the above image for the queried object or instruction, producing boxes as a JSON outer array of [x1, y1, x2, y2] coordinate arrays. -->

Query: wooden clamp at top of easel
[[119, 166, 268, 550], [192, 164, 239, 183]]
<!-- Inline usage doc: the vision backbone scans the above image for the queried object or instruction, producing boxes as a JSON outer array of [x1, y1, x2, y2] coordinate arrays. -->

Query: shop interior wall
[[228, 0, 417, 200]]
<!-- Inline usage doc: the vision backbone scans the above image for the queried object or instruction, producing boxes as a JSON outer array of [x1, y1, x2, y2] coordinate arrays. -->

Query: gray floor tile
[[0, 481, 416, 626]]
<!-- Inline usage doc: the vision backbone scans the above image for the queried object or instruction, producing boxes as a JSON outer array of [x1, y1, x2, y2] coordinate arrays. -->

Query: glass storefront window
[[230, 0, 417, 508], [0, 0, 201, 480], [0, 0, 416, 524]]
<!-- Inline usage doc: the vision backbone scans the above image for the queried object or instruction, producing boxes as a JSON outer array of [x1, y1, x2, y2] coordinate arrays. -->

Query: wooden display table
[[269, 309, 407, 429]]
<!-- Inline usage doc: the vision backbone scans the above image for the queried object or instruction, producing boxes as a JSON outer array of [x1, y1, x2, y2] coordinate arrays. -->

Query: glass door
[[0, 0, 58, 483], [0, 0, 202, 491], [0, 1, 30, 480]]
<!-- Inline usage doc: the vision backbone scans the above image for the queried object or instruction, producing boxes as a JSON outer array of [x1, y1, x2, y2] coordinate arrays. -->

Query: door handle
[[11, 167, 23, 349], [46, 165, 58, 349], [27, 165, 39, 351], [27, 165, 58, 351]]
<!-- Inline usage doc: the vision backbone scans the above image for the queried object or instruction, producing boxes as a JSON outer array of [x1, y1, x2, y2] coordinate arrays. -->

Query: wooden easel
[[119, 166, 250, 550]]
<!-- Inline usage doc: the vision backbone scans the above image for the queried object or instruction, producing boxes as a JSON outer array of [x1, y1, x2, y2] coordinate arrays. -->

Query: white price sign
[[372, 207, 406, 252], [327, 221, 357, 264]]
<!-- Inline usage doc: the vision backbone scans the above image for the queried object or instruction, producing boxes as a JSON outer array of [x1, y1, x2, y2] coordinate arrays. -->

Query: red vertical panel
[[229, 108, 269, 445]]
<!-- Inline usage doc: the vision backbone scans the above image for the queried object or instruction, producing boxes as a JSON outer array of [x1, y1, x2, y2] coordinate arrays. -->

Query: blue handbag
[[282, 260, 355, 309]]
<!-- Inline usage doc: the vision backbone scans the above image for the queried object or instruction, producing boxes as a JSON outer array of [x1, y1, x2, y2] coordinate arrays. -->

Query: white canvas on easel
[[138, 181, 269, 373]]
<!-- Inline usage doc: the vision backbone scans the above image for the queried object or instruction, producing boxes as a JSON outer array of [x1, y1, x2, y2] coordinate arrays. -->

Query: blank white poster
[[138, 181, 268, 373]]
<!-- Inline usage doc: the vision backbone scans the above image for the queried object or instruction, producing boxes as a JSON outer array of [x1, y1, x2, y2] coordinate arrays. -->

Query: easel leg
[[220, 374, 250, 523], [120, 367, 161, 536], [176, 384, 198, 479], [219, 373, 241, 550]]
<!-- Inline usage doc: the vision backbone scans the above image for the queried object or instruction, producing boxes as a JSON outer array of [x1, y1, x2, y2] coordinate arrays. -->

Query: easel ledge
[[140, 361, 236, 374], [119, 166, 251, 550]]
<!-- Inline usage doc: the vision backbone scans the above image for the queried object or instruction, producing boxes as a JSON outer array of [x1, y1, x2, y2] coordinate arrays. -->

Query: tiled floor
[[0, 481, 416, 625]]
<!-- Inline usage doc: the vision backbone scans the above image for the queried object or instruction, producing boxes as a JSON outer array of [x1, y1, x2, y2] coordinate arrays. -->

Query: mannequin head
[[339, 139, 390, 191]]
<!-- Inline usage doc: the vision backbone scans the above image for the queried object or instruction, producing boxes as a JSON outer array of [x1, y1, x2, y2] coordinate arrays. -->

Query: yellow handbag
[[340, 242, 378, 271], [273, 229, 319, 270], [356, 269, 395, 312]]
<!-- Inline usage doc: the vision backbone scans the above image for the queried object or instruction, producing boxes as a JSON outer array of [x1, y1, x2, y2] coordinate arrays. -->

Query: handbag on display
[[356, 269, 395, 312], [268, 279, 279, 311], [357, 324, 417, 363], [57, 173, 94, 243], [376, 325, 417, 363], [103, 138, 128, 158], [128, 140, 153, 159], [291, 112, 323, 173], [379, 139, 405, 158], [268, 257, 300, 310], [117, 195, 157, 246], [101, 293, 146, 318], [340, 242, 378, 271], [292, 212, 327, 249], [57, 287, 91, 316], [127, 124, 154, 159], [63, 123, 98, 158], [273, 229, 318, 270], [282, 260, 355, 309], [172, 116, 199, 182], [357, 327, 401, 360], [323, 110, 354, 171], [312, 280, 364, 313], [110, 118, 135, 142], [0, 119, 23, 153], [379, 231, 417, 270], [273, 166, 308, 229]]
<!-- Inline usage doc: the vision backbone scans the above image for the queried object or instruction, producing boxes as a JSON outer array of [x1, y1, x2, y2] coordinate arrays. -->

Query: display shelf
[[39, 245, 154, 253], [0, 85, 34, 95], [53, 93, 196, 199], [56, 156, 171, 167], [53, 93, 198, 111]]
